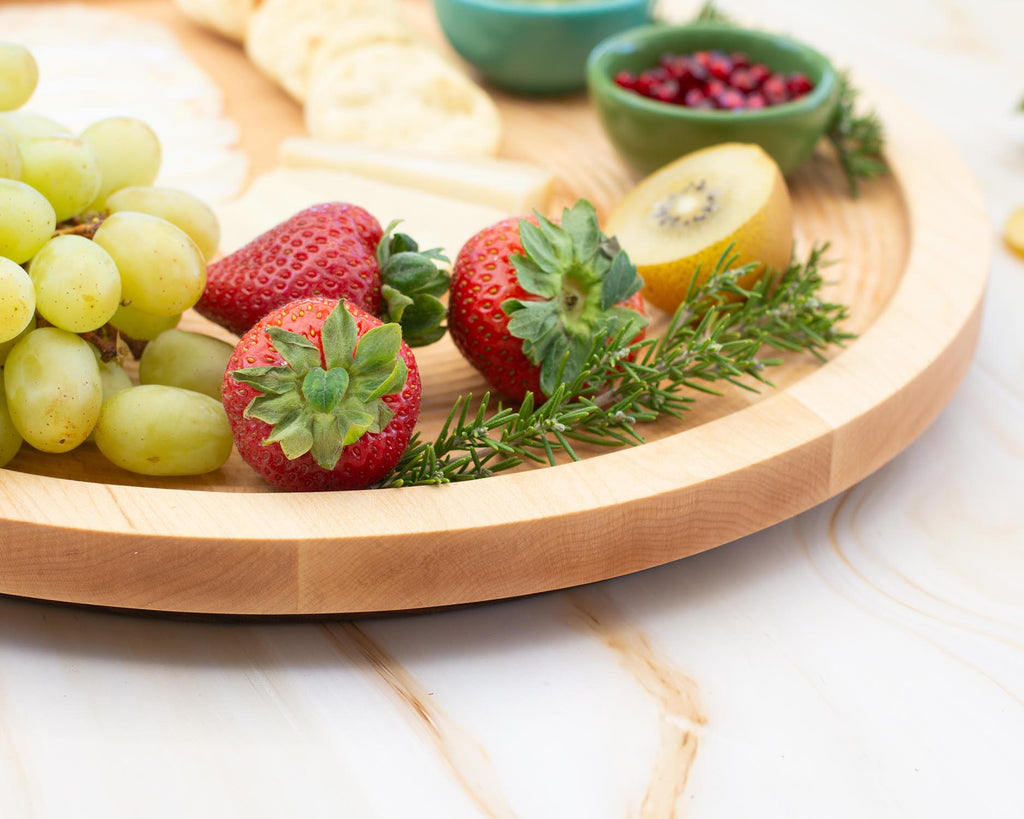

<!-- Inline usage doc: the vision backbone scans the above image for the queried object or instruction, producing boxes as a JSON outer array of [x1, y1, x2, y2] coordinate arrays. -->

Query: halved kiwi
[[606, 142, 794, 314]]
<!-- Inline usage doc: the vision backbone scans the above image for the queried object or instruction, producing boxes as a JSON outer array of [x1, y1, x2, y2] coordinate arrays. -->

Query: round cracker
[[244, 0, 399, 102], [304, 42, 502, 158]]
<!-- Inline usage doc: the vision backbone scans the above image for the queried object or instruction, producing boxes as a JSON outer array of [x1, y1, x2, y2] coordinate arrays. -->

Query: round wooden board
[[0, 1, 989, 615]]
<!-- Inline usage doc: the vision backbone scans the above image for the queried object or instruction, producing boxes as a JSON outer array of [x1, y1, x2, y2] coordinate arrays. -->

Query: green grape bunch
[[0, 41, 233, 476]]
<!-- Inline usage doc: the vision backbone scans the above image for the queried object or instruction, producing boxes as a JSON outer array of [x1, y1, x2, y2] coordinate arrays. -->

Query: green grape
[[0, 380, 23, 468], [0, 178, 56, 263], [94, 384, 233, 476], [93, 211, 206, 316], [105, 185, 219, 260], [18, 135, 102, 222], [0, 126, 21, 179], [0, 314, 34, 365], [139, 328, 233, 400], [96, 355, 133, 398], [0, 43, 38, 112], [29, 234, 121, 332], [108, 303, 180, 341], [3, 327, 102, 453], [85, 353, 133, 442], [0, 111, 71, 141], [81, 117, 161, 210], [0, 256, 35, 343]]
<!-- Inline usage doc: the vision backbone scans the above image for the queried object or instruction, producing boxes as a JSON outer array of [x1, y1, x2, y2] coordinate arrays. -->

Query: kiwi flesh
[[606, 142, 794, 313]]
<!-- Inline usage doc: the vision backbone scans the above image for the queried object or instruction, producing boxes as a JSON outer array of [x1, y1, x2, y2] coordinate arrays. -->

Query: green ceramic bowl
[[586, 22, 841, 177], [432, 0, 654, 96]]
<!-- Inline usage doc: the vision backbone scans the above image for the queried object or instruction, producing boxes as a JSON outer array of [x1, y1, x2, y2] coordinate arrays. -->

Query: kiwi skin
[[607, 143, 795, 315]]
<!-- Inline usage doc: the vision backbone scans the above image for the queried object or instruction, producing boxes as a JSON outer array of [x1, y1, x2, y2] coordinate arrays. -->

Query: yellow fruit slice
[[606, 142, 794, 314], [1004, 206, 1024, 258]]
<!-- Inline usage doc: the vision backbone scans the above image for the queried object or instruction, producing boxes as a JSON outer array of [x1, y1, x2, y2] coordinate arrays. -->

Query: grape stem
[[35, 314, 145, 362], [53, 213, 104, 240]]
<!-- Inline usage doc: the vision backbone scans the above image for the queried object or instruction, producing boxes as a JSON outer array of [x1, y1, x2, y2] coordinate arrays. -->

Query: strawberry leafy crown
[[231, 301, 408, 470], [502, 199, 648, 397], [377, 223, 450, 347]]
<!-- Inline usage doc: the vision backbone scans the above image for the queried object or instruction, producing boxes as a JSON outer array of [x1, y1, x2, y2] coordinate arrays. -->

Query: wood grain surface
[[0, 0, 989, 614]]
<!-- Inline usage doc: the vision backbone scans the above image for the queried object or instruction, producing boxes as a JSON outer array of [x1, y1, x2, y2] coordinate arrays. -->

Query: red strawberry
[[447, 200, 647, 401], [222, 296, 421, 491], [196, 202, 449, 347]]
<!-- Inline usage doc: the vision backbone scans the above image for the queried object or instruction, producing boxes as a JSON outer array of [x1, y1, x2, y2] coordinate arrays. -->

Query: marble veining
[[322, 622, 518, 819], [0, 0, 1022, 816], [567, 591, 706, 819]]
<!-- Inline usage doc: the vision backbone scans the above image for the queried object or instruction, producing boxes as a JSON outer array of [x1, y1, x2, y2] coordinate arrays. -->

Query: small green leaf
[[517, 218, 563, 277], [538, 331, 591, 398], [308, 414, 344, 469], [339, 410, 376, 446], [601, 249, 643, 309], [245, 390, 304, 426], [356, 356, 407, 405], [320, 302, 358, 370], [367, 398, 396, 433], [353, 323, 403, 372], [263, 409, 315, 461], [503, 298, 526, 316], [511, 254, 560, 298], [267, 327, 322, 372], [397, 295, 446, 340], [382, 252, 445, 292], [535, 211, 575, 266], [231, 365, 299, 394], [381, 284, 415, 325], [560, 200, 600, 263], [302, 367, 349, 413], [505, 299, 560, 345]]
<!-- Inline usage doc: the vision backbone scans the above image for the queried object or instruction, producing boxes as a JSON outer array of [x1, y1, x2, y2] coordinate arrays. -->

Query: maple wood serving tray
[[0, 1, 989, 615]]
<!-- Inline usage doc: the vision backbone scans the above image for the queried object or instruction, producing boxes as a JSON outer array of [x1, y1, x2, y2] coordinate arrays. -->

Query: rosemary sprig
[[378, 245, 852, 488], [692, 0, 734, 23], [825, 72, 887, 197]]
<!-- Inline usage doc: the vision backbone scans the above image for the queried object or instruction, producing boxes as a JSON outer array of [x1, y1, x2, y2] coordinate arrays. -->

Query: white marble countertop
[[2, 1, 1022, 816]]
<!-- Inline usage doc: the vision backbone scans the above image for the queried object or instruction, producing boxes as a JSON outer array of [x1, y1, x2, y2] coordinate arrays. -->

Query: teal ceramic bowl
[[433, 0, 654, 96], [586, 22, 841, 177]]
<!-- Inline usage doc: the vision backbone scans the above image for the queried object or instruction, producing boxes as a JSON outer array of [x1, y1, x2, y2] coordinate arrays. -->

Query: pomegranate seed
[[717, 88, 747, 110], [761, 75, 789, 105], [659, 54, 687, 76], [748, 63, 771, 86], [664, 57, 700, 90], [745, 93, 767, 109], [786, 72, 813, 97], [729, 51, 750, 69], [707, 54, 733, 80], [704, 78, 727, 98], [683, 88, 708, 108], [635, 69, 661, 95], [686, 58, 710, 83], [614, 70, 637, 90], [651, 79, 680, 102], [729, 68, 757, 93]]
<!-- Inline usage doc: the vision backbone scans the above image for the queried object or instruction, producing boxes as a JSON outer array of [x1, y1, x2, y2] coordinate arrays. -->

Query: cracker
[[304, 42, 502, 158], [244, 0, 399, 102]]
